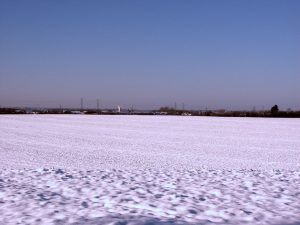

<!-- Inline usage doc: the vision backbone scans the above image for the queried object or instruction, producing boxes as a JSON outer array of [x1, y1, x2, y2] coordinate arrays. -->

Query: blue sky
[[0, 0, 299, 110]]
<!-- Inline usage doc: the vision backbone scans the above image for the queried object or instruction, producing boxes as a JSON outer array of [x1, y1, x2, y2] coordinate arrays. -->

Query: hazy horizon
[[1, 0, 299, 110]]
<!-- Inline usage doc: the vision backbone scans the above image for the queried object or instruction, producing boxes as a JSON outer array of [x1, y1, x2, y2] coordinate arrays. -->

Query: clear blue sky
[[0, 0, 299, 110]]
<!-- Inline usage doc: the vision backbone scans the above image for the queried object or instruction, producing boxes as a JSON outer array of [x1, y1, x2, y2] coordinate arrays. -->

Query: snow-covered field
[[0, 115, 300, 225]]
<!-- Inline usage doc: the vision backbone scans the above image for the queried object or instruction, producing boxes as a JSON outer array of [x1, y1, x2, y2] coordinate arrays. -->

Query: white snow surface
[[1, 115, 300, 225], [1, 115, 300, 170]]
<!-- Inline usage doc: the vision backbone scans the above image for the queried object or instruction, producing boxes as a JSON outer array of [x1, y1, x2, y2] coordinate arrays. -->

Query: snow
[[0, 115, 300, 224], [1, 115, 300, 170]]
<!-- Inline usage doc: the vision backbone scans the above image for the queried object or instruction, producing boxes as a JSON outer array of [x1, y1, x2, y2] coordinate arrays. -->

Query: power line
[[97, 99, 100, 113]]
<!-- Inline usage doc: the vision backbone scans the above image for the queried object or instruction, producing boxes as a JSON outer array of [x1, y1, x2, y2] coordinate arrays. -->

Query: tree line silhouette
[[0, 104, 299, 117]]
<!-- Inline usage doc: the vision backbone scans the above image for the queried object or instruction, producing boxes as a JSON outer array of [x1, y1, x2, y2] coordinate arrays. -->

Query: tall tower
[[81, 98, 83, 111], [97, 98, 100, 113]]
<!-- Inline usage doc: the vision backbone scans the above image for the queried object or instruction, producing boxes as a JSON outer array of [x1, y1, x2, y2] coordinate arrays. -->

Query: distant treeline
[[1, 105, 300, 118], [0, 108, 152, 115], [158, 105, 300, 118]]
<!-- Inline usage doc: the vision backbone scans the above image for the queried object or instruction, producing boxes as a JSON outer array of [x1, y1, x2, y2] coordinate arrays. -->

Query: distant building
[[70, 111, 84, 114]]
